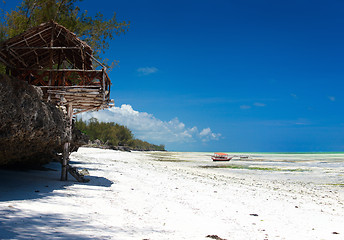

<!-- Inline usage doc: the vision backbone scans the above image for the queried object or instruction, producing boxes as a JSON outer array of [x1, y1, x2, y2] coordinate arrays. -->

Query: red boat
[[211, 152, 232, 161]]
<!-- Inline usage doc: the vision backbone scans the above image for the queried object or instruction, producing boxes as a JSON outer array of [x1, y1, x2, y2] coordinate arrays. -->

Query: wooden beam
[[16, 68, 103, 72], [67, 165, 89, 182], [0, 55, 16, 69], [102, 68, 106, 101], [10, 46, 82, 50], [74, 107, 98, 115], [47, 91, 101, 95], [38, 32, 49, 46], [6, 26, 53, 48], [8, 48, 28, 67], [56, 27, 63, 39], [86, 52, 106, 68], [39, 85, 101, 89], [23, 37, 41, 67]]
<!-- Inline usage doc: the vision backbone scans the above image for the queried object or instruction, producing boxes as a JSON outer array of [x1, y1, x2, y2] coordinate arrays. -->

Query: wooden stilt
[[61, 142, 69, 181], [60, 103, 73, 181]]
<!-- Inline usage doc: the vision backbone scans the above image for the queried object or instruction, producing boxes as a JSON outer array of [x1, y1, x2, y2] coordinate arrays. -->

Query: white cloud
[[200, 128, 211, 136], [78, 104, 221, 144], [254, 102, 266, 107], [259, 118, 311, 127], [200, 128, 221, 142], [290, 93, 298, 99], [137, 67, 158, 76], [328, 96, 335, 102], [240, 105, 251, 109]]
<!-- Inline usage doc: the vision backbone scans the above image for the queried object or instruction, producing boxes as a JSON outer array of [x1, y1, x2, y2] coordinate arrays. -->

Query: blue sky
[[4, 1, 344, 152]]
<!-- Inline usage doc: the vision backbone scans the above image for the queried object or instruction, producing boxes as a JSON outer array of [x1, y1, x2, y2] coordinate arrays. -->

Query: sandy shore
[[0, 148, 343, 239]]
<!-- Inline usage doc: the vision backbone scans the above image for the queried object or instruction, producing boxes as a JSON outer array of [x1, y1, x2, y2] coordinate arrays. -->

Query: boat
[[211, 152, 232, 161]]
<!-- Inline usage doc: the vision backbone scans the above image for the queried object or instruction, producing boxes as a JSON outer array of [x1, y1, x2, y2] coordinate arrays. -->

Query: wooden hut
[[0, 21, 113, 181], [0, 20, 112, 113]]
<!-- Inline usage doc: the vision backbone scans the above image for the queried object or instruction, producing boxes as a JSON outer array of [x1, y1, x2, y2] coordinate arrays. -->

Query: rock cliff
[[0, 74, 87, 167]]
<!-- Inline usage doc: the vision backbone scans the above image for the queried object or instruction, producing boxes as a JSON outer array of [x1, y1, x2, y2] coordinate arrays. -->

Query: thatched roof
[[0, 21, 93, 70], [0, 21, 113, 114]]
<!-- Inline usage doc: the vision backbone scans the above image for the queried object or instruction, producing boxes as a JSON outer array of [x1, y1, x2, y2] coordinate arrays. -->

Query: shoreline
[[0, 147, 343, 239]]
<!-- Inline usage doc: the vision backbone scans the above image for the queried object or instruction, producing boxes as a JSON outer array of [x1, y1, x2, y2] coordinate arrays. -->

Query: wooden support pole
[[60, 103, 73, 181], [102, 68, 106, 101], [61, 142, 69, 181], [48, 23, 55, 102]]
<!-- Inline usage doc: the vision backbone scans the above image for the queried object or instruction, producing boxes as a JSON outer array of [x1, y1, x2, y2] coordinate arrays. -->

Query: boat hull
[[212, 157, 232, 161]]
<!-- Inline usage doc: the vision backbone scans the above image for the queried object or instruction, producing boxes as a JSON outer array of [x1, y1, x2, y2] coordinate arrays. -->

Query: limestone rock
[[0, 74, 86, 167]]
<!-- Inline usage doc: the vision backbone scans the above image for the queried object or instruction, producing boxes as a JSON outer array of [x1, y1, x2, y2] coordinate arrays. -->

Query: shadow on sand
[[0, 206, 172, 240], [0, 161, 113, 202], [0, 160, 116, 239], [0, 207, 113, 240]]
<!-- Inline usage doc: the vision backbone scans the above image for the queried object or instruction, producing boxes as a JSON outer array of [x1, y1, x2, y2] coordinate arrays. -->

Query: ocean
[[144, 151, 344, 185]]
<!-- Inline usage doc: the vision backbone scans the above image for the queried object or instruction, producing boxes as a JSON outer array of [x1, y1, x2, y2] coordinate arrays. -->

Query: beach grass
[[201, 164, 309, 172], [147, 152, 190, 162], [152, 158, 190, 162]]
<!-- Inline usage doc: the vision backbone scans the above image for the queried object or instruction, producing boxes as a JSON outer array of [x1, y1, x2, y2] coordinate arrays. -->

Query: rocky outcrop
[[0, 74, 87, 167]]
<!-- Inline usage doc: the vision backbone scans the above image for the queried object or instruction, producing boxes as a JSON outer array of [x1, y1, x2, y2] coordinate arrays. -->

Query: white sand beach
[[0, 148, 343, 240]]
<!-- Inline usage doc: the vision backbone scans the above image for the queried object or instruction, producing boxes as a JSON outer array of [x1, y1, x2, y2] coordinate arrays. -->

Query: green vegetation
[[324, 183, 344, 186], [75, 118, 165, 151], [201, 164, 309, 172], [146, 152, 189, 162]]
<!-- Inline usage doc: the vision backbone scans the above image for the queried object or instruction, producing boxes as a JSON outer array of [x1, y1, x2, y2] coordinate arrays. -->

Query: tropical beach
[[1, 1, 344, 239], [1, 148, 343, 239]]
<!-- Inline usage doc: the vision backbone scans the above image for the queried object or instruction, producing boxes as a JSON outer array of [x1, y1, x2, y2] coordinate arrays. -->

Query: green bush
[[75, 118, 165, 151]]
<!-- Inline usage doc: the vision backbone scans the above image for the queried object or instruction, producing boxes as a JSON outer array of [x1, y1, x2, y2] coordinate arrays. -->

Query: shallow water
[[144, 151, 344, 185]]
